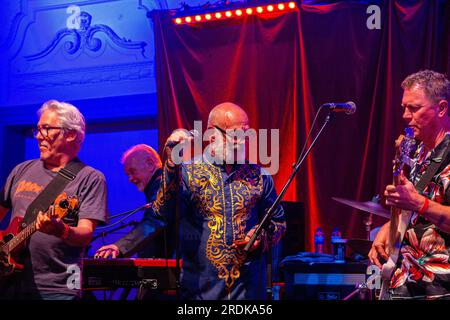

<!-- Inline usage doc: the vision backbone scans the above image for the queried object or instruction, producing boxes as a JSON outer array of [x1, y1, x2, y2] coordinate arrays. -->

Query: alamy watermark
[[66, 5, 81, 30], [366, 5, 381, 30], [66, 264, 81, 290], [366, 264, 382, 290], [170, 121, 280, 175]]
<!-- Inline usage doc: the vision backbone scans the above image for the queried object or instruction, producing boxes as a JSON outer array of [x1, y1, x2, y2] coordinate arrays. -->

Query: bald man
[[154, 102, 286, 300], [94, 145, 175, 259]]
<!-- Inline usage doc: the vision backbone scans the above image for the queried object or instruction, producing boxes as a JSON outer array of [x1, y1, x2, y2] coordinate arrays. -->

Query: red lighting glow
[[173, 2, 297, 25]]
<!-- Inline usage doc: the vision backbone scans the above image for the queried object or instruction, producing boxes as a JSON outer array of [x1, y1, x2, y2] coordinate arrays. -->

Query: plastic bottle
[[314, 227, 325, 254], [331, 227, 342, 245], [331, 227, 346, 263]]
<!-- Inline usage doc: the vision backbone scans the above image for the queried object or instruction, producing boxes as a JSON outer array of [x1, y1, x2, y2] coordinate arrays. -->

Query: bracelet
[[60, 223, 70, 240], [418, 197, 429, 216]]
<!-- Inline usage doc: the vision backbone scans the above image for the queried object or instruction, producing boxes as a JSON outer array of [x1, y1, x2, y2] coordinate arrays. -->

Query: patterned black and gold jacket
[[153, 154, 286, 300]]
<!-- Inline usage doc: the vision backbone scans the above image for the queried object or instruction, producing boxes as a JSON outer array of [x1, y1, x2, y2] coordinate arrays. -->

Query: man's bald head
[[207, 102, 249, 129], [205, 102, 251, 165]]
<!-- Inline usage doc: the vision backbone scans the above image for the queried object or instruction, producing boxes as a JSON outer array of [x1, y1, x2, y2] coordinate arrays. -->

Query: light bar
[[173, 2, 297, 25]]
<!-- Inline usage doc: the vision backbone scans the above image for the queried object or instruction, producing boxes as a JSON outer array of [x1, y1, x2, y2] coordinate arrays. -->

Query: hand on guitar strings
[[0, 246, 10, 270], [368, 223, 390, 269], [384, 170, 426, 212], [35, 205, 67, 238]]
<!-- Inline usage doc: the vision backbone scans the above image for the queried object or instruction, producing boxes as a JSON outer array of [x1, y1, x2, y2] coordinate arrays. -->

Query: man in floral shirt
[[369, 70, 450, 299]]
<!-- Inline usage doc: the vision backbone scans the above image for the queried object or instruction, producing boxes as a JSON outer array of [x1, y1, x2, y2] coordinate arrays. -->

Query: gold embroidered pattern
[[153, 165, 177, 214], [185, 162, 263, 290]]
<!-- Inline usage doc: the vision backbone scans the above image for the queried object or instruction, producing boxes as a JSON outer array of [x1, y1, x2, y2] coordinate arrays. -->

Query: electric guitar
[[378, 128, 417, 300], [0, 192, 78, 278]]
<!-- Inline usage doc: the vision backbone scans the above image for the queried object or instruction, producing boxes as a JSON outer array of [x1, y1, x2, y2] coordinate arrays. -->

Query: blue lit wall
[[0, 0, 240, 248]]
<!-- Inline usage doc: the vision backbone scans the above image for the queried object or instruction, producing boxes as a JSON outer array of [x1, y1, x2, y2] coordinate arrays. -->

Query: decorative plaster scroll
[[24, 11, 147, 61]]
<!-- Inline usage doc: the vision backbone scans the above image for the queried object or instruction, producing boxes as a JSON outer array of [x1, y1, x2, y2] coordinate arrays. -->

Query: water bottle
[[331, 227, 346, 263], [314, 227, 324, 254], [331, 227, 342, 244]]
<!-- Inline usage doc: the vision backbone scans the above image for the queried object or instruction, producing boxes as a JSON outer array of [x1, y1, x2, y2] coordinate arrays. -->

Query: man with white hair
[[94, 144, 175, 259], [0, 100, 108, 300]]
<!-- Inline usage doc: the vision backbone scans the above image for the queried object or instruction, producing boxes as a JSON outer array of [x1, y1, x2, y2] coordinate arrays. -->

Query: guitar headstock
[[393, 128, 416, 178], [53, 192, 79, 219]]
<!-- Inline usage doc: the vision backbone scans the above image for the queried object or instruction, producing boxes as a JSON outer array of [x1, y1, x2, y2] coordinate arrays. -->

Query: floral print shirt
[[390, 133, 450, 298]]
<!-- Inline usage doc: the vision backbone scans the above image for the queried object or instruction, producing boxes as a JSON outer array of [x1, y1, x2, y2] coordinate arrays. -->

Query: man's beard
[[211, 142, 246, 165]]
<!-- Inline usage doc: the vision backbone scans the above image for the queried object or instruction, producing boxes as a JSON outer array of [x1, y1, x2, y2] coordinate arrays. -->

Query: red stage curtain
[[153, 0, 450, 251]]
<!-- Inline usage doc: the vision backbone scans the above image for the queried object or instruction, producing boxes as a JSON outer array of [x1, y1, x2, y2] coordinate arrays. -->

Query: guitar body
[[0, 216, 26, 276], [0, 192, 78, 279], [379, 210, 413, 300]]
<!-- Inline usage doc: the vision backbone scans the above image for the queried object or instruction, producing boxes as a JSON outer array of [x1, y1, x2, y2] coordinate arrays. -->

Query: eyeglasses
[[213, 125, 233, 138], [32, 126, 64, 138]]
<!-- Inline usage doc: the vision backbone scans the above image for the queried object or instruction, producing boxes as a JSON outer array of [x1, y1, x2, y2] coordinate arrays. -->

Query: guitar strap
[[21, 158, 86, 228], [415, 141, 450, 194]]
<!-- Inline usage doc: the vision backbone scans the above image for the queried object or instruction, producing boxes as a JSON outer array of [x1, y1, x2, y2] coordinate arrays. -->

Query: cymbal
[[347, 239, 372, 256], [332, 197, 390, 219]]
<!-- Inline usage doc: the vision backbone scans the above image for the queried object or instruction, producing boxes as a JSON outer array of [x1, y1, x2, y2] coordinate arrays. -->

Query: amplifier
[[281, 261, 368, 300]]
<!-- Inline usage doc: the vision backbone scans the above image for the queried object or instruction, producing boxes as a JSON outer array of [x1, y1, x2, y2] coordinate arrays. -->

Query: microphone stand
[[244, 111, 333, 252], [91, 220, 139, 242], [109, 203, 152, 219], [86, 220, 139, 255], [87, 203, 151, 253], [243, 111, 334, 298]]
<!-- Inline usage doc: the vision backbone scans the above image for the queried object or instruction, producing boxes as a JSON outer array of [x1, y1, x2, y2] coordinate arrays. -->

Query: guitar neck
[[5, 222, 37, 254], [2, 194, 76, 255], [388, 165, 406, 252]]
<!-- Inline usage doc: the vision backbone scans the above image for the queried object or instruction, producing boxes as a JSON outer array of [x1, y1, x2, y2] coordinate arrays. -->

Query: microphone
[[165, 129, 199, 148], [322, 101, 356, 115]]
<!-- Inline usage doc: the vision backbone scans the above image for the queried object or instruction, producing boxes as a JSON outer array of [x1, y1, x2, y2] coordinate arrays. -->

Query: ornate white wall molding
[[0, 0, 160, 106]]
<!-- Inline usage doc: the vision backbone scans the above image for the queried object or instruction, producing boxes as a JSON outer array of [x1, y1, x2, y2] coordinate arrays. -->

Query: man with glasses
[[368, 70, 450, 299], [154, 102, 286, 299], [0, 100, 108, 300]]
